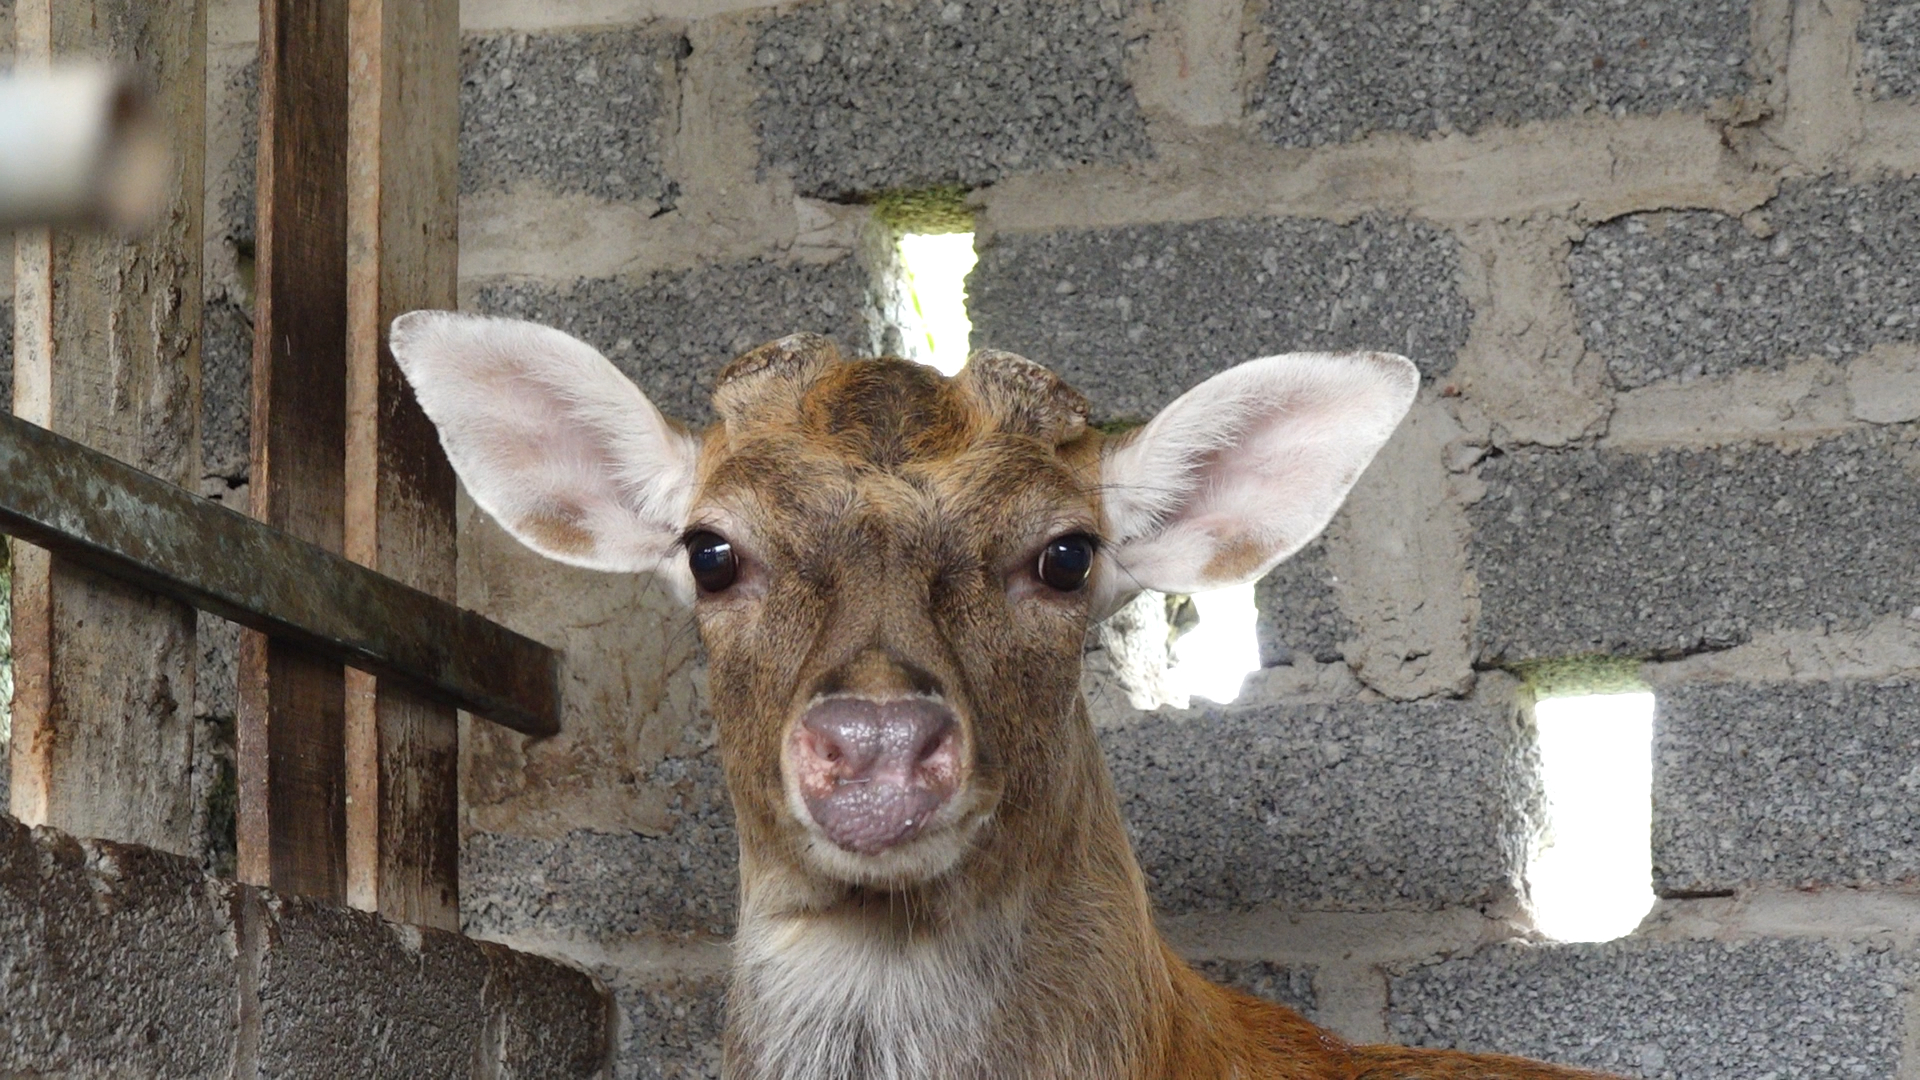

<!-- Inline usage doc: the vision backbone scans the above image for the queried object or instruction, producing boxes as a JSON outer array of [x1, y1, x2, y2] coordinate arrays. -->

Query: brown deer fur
[[388, 315, 1626, 1080]]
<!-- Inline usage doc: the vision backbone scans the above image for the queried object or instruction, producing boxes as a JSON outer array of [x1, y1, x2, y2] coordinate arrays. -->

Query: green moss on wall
[[1514, 654, 1648, 700], [870, 185, 974, 235]]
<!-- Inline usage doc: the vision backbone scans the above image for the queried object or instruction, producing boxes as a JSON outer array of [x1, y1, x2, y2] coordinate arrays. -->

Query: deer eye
[[1036, 534, 1096, 592], [686, 531, 738, 593]]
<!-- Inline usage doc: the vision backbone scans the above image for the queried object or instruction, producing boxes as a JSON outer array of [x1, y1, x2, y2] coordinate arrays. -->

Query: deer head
[[391, 311, 1413, 897], [390, 311, 1445, 1078]]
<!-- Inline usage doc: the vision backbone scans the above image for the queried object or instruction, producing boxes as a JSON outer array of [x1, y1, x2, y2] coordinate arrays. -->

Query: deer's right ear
[[388, 311, 700, 580]]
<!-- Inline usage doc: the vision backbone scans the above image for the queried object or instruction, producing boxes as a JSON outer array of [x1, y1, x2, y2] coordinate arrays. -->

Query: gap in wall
[[893, 230, 977, 376], [1166, 584, 1260, 706], [1528, 687, 1657, 942]]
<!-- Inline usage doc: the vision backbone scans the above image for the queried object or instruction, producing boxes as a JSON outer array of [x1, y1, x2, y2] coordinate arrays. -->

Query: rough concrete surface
[[459, 498, 709, 841], [1849, 343, 1920, 424], [0, 821, 238, 1077], [463, 27, 683, 204], [1102, 698, 1539, 913], [255, 893, 609, 1077], [969, 216, 1469, 421], [1321, 397, 1480, 701], [1861, 0, 1920, 100], [208, 54, 257, 266], [1389, 938, 1907, 1078], [463, 774, 739, 940], [1449, 218, 1612, 448], [1601, 357, 1855, 451], [201, 295, 253, 485], [749, 0, 1151, 198], [1471, 426, 1920, 662], [1191, 959, 1317, 1019], [1254, 538, 1350, 667], [1653, 679, 1920, 894], [607, 968, 727, 1080], [470, 255, 874, 426], [253, 895, 493, 1075], [0, 813, 610, 1076], [1254, 0, 1751, 147], [1572, 178, 1920, 389]]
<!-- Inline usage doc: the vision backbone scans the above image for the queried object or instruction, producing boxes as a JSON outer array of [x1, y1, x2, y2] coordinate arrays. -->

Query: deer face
[[689, 336, 1105, 889], [389, 313, 1417, 903]]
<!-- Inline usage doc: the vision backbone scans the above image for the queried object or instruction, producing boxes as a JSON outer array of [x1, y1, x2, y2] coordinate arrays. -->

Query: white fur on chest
[[730, 912, 1018, 1080]]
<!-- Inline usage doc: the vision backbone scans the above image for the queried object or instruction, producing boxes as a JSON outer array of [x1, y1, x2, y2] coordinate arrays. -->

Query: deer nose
[[789, 696, 962, 856]]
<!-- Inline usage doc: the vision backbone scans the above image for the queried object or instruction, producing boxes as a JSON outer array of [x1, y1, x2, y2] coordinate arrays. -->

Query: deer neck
[[725, 700, 1182, 1080]]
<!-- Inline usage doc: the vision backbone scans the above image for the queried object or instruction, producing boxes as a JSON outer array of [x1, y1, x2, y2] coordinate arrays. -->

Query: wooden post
[[237, 0, 351, 900], [9, 0, 205, 853], [343, 0, 462, 929]]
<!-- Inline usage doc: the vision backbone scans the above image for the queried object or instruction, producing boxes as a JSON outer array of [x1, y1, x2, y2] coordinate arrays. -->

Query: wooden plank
[[343, 0, 462, 928], [9, 0, 205, 853], [238, 0, 352, 900], [0, 413, 559, 736]]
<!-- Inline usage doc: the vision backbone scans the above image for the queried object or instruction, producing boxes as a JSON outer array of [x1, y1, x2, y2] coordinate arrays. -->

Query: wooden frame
[[7, 0, 551, 928]]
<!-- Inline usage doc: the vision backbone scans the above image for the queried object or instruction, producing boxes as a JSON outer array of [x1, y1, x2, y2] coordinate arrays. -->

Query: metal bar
[[0, 411, 561, 737]]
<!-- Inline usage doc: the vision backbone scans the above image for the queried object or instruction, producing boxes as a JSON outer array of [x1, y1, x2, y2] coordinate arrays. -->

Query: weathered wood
[[0, 413, 560, 732], [238, 0, 353, 900], [9, 0, 204, 854], [343, 0, 462, 928]]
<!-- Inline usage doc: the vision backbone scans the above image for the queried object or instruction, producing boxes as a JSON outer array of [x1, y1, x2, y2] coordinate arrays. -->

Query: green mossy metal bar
[[0, 412, 559, 737]]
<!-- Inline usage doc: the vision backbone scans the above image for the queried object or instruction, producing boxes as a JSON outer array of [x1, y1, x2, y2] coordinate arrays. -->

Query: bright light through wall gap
[[1167, 585, 1261, 707], [895, 231, 978, 376], [1528, 689, 1657, 943]]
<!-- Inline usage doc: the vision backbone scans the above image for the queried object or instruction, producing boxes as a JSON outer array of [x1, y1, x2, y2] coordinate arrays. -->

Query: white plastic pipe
[[0, 65, 168, 230]]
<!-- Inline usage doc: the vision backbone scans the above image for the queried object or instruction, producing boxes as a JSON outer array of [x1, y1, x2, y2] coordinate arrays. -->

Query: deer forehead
[[693, 350, 1104, 553]]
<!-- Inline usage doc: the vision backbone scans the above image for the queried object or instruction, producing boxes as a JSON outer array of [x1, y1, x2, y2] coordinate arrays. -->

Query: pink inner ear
[[1098, 351, 1417, 596], [388, 311, 700, 577]]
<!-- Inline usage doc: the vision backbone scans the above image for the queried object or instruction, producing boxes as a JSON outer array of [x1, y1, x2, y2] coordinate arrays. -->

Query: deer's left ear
[[1096, 352, 1418, 603]]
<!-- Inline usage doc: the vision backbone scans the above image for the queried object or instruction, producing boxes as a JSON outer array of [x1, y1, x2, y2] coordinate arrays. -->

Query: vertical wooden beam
[[237, 0, 350, 900], [343, 0, 462, 929], [10, 0, 205, 852]]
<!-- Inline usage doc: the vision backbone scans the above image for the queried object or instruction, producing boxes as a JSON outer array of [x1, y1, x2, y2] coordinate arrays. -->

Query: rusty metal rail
[[0, 411, 559, 737]]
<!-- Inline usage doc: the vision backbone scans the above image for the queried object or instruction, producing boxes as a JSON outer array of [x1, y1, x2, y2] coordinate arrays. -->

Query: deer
[[389, 311, 1622, 1080]]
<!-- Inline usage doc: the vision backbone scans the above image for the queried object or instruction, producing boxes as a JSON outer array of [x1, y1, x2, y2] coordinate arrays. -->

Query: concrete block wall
[[168, 0, 1920, 1074], [0, 813, 610, 1076]]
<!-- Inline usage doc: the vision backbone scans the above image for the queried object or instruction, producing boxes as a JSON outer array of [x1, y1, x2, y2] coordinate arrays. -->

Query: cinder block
[[1653, 679, 1920, 894], [1101, 699, 1538, 913], [1191, 959, 1316, 1018], [462, 27, 681, 204], [607, 968, 727, 1080], [253, 895, 493, 1076], [255, 891, 609, 1077], [210, 56, 258, 256], [1255, 537, 1350, 667], [470, 256, 876, 427], [477, 939, 619, 1076], [1862, 2, 1920, 100], [1388, 938, 1906, 1077], [1471, 429, 1920, 663], [969, 217, 1468, 421], [1253, 0, 1750, 147], [462, 756, 739, 938], [1572, 178, 1920, 388], [750, 0, 1151, 198], [202, 295, 252, 485], [0, 821, 240, 1077]]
